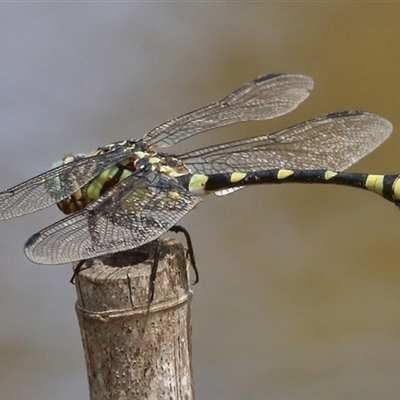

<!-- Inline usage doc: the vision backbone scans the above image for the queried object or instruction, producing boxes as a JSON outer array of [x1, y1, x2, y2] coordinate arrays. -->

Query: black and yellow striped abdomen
[[180, 169, 400, 207]]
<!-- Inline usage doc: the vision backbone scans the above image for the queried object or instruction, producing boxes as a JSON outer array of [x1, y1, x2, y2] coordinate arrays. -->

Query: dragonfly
[[0, 73, 397, 279]]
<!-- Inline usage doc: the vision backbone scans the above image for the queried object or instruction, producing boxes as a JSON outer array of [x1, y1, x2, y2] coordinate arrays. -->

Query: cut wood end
[[73, 239, 191, 313]]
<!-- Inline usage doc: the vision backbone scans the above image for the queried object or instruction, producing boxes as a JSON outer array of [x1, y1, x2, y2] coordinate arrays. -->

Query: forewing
[[24, 171, 201, 265], [143, 74, 313, 147], [180, 111, 392, 175], [0, 146, 130, 220]]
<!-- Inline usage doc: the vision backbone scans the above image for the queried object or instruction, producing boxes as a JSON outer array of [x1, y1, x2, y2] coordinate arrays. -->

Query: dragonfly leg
[[70, 259, 87, 284], [169, 225, 199, 284], [148, 240, 161, 303]]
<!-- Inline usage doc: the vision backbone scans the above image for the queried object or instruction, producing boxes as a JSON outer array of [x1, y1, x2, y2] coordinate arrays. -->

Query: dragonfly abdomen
[[182, 169, 400, 206]]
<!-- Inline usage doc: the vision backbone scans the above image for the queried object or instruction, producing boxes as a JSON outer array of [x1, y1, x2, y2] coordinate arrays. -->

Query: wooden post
[[74, 238, 194, 400]]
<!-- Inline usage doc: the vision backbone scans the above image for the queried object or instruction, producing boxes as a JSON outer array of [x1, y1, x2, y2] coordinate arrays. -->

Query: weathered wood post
[[74, 239, 194, 400]]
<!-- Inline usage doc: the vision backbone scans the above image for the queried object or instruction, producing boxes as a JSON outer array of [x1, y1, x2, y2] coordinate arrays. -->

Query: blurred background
[[2, 3, 400, 398]]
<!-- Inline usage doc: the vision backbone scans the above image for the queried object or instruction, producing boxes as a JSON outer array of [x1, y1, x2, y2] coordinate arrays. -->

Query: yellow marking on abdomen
[[392, 177, 400, 200], [365, 174, 384, 195], [189, 174, 209, 195], [277, 169, 294, 179], [324, 171, 337, 180], [230, 172, 246, 183]]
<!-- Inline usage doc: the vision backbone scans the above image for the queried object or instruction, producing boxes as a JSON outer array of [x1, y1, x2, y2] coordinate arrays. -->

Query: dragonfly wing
[[24, 170, 201, 265], [180, 111, 392, 175], [0, 146, 132, 220], [143, 74, 313, 148]]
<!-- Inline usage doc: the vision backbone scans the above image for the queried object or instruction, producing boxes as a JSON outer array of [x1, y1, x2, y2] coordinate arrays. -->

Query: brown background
[[1, 3, 400, 398]]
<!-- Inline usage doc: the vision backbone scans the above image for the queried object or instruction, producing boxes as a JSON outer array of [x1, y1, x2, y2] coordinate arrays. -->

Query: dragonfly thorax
[[56, 144, 193, 215]]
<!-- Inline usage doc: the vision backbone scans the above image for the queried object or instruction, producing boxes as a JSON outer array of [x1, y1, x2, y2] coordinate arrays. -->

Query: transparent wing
[[143, 74, 314, 148], [179, 110, 392, 175], [0, 146, 133, 220], [24, 170, 201, 265]]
